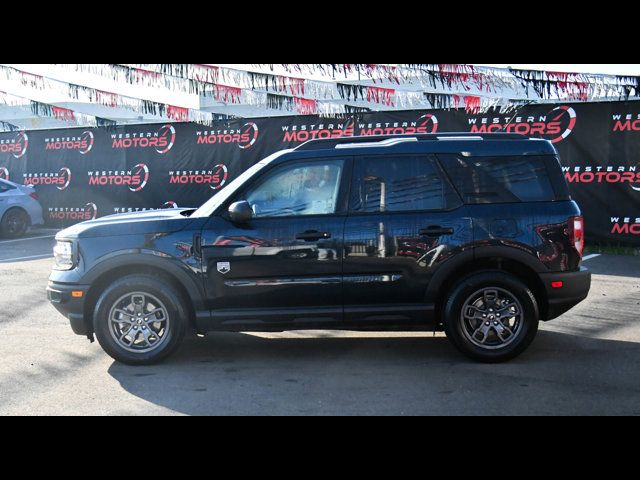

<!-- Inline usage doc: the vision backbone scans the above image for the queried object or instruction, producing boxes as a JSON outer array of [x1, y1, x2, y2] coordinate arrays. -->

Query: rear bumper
[[25, 199, 44, 226], [540, 267, 591, 320], [47, 281, 89, 335]]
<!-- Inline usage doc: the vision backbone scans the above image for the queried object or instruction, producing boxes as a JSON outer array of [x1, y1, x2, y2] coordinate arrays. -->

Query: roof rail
[[334, 137, 418, 149], [294, 132, 528, 151]]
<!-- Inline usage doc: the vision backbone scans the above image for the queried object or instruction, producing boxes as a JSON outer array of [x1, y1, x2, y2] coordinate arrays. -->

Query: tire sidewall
[[444, 271, 539, 362], [93, 275, 187, 365], [1, 208, 28, 238]]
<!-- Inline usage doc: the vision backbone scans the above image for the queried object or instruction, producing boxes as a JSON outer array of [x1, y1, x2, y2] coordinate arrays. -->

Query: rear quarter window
[[438, 154, 566, 204]]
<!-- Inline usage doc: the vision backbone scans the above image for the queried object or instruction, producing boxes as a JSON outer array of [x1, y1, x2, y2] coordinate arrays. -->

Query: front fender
[[81, 250, 207, 316]]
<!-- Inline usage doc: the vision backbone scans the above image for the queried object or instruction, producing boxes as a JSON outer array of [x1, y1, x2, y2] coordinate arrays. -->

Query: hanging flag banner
[[0, 100, 639, 246]]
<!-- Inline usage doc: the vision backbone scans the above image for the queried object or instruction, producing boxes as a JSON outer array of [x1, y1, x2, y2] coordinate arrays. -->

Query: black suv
[[48, 133, 591, 364]]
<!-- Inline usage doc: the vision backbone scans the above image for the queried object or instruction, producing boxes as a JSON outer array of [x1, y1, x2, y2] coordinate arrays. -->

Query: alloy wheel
[[108, 292, 171, 353], [460, 287, 524, 350]]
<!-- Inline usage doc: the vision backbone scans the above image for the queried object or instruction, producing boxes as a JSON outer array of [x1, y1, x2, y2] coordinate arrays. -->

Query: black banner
[[1, 100, 639, 245]]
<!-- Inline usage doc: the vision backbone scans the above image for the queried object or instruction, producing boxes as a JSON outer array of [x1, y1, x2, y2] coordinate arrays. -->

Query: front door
[[201, 157, 349, 327]]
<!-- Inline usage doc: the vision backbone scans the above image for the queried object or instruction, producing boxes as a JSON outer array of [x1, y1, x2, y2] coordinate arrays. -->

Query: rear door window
[[349, 155, 460, 213], [438, 154, 557, 204]]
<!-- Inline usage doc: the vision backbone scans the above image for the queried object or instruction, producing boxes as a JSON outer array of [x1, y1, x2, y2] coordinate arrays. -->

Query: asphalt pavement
[[0, 231, 638, 415]]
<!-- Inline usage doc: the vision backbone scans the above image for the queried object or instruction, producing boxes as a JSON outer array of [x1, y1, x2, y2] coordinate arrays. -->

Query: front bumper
[[47, 282, 90, 335], [539, 267, 591, 320]]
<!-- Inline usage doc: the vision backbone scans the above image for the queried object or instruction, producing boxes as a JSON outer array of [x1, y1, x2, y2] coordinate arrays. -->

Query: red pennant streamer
[[95, 90, 119, 108], [437, 64, 496, 93], [193, 64, 220, 84], [294, 97, 318, 115], [288, 77, 306, 96], [364, 65, 400, 84], [276, 75, 306, 96], [214, 84, 242, 104], [19, 71, 45, 89], [52, 106, 75, 122], [547, 71, 589, 101], [381, 65, 400, 84], [167, 105, 189, 121], [363, 64, 378, 79], [464, 95, 481, 114], [291, 78, 305, 96], [131, 67, 162, 83], [366, 86, 395, 106]]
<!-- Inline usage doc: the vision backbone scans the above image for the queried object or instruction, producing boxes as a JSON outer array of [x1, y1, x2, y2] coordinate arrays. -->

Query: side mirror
[[228, 200, 254, 224]]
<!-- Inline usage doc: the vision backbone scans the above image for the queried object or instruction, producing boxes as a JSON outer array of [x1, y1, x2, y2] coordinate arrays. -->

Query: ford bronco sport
[[47, 133, 591, 364]]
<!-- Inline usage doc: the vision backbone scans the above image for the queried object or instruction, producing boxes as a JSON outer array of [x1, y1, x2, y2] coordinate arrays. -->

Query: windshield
[[191, 149, 294, 218]]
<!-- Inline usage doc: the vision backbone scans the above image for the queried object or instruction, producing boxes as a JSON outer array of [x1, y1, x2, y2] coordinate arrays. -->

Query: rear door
[[342, 154, 471, 324]]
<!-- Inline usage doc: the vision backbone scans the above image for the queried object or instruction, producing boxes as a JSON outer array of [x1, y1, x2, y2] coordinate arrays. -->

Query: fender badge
[[217, 262, 231, 274]]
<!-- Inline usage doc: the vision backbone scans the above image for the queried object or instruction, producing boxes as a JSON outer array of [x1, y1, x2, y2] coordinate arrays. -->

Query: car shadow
[[107, 329, 640, 415]]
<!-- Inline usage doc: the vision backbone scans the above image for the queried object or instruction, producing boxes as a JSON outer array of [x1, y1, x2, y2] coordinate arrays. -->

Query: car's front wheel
[[443, 271, 539, 363], [93, 275, 188, 365]]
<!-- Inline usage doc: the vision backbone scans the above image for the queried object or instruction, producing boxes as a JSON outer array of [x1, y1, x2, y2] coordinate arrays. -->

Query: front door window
[[246, 160, 343, 218]]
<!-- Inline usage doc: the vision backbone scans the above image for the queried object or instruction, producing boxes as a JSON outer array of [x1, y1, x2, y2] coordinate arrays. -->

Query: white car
[[0, 178, 44, 238]]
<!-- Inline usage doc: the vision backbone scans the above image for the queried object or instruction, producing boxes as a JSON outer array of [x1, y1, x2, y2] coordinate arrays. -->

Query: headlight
[[53, 241, 75, 270]]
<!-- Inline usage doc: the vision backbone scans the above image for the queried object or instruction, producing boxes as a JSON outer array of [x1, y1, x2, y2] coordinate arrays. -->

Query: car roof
[[282, 133, 557, 160]]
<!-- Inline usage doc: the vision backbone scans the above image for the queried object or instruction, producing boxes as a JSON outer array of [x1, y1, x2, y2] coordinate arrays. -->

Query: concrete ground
[[0, 231, 638, 415]]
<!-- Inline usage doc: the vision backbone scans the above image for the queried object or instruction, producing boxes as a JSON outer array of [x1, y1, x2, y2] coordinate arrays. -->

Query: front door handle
[[296, 230, 331, 241], [419, 226, 454, 237], [193, 234, 202, 257]]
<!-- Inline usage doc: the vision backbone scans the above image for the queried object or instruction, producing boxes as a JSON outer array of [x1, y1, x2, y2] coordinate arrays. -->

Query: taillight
[[29, 192, 39, 201], [568, 215, 584, 257]]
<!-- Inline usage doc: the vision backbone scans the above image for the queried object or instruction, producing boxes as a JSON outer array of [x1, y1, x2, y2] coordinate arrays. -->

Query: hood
[[57, 208, 197, 239]]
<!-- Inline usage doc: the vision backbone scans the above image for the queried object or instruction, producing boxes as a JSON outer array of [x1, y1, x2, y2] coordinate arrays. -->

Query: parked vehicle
[[47, 133, 591, 364], [0, 179, 44, 238]]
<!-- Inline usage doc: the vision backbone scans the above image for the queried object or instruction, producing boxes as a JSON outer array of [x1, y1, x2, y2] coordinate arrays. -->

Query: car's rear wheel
[[1, 208, 29, 238], [93, 275, 188, 365], [443, 271, 539, 363]]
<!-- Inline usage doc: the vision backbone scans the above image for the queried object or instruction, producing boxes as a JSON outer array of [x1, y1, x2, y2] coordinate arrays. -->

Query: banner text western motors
[[0, 100, 639, 245]]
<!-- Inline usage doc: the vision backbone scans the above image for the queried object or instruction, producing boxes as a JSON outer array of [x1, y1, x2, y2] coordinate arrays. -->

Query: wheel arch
[[82, 253, 205, 335], [1, 205, 31, 225], [428, 250, 548, 324]]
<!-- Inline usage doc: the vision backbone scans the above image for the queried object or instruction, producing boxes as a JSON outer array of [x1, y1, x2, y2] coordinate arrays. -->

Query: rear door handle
[[419, 226, 454, 236], [296, 230, 331, 241]]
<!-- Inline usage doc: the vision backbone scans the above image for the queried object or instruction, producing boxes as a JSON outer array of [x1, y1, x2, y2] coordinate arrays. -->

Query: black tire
[[443, 271, 539, 363], [1, 207, 29, 238], [93, 275, 188, 365]]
